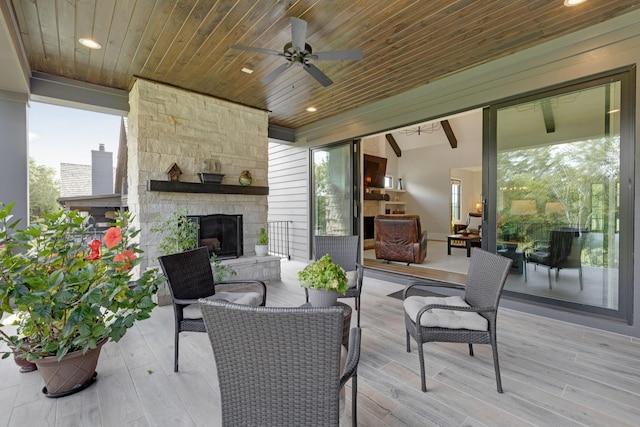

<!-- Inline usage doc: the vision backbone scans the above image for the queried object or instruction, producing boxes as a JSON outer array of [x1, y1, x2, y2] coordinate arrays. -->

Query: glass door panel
[[495, 80, 624, 311], [311, 143, 353, 237]]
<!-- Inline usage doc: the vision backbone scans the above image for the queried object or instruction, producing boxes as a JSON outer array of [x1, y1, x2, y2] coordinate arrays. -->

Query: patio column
[[0, 90, 29, 227]]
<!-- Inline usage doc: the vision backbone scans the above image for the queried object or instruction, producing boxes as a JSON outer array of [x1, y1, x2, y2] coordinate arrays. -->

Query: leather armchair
[[374, 215, 428, 264]]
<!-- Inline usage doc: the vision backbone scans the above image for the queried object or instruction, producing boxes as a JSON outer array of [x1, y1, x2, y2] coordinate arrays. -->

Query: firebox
[[188, 214, 243, 259]]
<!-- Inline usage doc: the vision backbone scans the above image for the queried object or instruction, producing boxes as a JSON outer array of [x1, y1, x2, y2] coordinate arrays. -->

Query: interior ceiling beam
[[441, 120, 458, 149], [540, 99, 556, 133], [385, 134, 401, 157]]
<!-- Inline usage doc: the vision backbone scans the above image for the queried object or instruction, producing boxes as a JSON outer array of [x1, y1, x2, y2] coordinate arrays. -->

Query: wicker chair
[[524, 229, 585, 289], [307, 235, 364, 326], [403, 249, 512, 393], [158, 247, 267, 372], [199, 299, 361, 427]]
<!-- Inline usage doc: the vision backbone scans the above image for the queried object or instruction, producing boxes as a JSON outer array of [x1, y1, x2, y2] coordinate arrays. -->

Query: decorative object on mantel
[[203, 159, 222, 173], [198, 173, 225, 184], [398, 178, 403, 190], [165, 163, 182, 181], [239, 170, 253, 186]]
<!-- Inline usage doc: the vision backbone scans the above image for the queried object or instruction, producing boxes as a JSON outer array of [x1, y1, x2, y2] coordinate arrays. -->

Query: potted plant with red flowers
[[0, 203, 161, 397]]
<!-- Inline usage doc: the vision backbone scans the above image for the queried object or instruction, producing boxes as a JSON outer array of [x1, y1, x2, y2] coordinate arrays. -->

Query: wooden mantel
[[147, 180, 268, 195]]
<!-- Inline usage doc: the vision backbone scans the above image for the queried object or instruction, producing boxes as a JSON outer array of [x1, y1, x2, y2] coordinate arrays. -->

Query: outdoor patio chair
[[307, 235, 364, 326], [403, 248, 512, 393], [524, 229, 585, 289], [158, 246, 267, 372], [199, 299, 361, 427]]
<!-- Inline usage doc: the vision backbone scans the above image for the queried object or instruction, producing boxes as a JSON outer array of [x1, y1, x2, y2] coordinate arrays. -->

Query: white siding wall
[[267, 141, 309, 261]]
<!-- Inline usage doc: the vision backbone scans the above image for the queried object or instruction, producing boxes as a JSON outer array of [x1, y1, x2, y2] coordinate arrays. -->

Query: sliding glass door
[[311, 141, 357, 240], [488, 69, 633, 320]]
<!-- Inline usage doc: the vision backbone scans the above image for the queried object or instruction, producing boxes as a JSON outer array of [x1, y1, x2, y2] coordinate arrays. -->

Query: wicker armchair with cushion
[[199, 299, 361, 427], [524, 229, 585, 289], [158, 246, 267, 372], [374, 214, 428, 264], [308, 235, 364, 326], [403, 249, 512, 393]]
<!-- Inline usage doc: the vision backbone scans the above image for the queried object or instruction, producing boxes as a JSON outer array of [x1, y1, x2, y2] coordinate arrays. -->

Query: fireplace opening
[[364, 216, 375, 240], [188, 214, 243, 259]]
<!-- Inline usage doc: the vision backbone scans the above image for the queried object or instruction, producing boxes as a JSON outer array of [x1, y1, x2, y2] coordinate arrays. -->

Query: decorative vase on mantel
[[307, 288, 341, 307], [239, 170, 253, 186]]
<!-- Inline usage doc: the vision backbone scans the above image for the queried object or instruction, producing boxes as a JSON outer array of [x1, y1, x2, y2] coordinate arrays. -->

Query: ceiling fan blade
[[314, 50, 363, 61], [290, 17, 307, 50], [260, 62, 291, 84], [231, 44, 283, 57], [303, 63, 333, 87]]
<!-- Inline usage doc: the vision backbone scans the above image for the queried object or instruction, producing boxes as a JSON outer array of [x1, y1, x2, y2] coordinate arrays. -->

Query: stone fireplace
[[126, 78, 271, 280]]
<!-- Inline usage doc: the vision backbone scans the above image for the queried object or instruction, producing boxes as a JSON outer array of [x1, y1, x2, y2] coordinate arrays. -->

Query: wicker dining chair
[[158, 246, 267, 372], [403, 248, 512, 393], [309, 235, 364, 326], [199, 299, 361, 427]]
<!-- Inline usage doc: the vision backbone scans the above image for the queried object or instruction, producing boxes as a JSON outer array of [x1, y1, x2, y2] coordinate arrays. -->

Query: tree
[[29, 157, 61, 220]]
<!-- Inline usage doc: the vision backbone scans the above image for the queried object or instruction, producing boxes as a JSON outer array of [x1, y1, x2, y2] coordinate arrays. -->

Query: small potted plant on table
[[0, 203, 161, 397], [298, 254, 348, 307]]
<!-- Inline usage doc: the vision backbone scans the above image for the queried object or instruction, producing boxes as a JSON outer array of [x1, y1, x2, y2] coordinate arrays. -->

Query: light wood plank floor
[[1, 259, 639, 426]]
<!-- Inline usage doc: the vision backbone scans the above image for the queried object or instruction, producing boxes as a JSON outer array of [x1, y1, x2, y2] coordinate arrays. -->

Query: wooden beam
[[385, 134, 401, 157], [541, 99, 555, 133], [441, 120, 457, 148], [147, 180, 268, 195]]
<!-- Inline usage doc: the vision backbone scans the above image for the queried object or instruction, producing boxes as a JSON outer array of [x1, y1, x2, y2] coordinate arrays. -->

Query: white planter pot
[[255, 244, 268, 257], [308, 288, 341, 307]]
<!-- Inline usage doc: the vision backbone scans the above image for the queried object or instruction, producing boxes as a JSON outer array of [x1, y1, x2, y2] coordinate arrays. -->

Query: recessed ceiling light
[[564, 0, 586, 6], [306, 107, 317, 112], [79, 38, 101, 49], [241, 67, 254, 74]]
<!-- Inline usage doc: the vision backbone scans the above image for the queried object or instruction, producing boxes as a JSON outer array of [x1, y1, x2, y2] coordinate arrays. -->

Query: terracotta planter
[[35, 338, 107, 398], [14, 353, 38, 373], [308, 288, 341, 307]]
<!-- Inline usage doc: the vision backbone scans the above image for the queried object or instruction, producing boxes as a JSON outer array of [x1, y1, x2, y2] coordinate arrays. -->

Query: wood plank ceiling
[[9, 0, 640, 130]]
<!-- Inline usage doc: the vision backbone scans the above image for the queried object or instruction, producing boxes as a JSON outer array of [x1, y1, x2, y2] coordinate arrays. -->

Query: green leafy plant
[[258, 227, 268, 246], [297, 254, 348, 294], [211, 252, 236, 283], [151, 207, 235, 282], [0, 203, 161, 361], [150, 206, 198, 256]]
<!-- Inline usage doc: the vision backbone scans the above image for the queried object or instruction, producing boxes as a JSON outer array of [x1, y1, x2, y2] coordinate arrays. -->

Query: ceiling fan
[[231, 17, 363, 87]]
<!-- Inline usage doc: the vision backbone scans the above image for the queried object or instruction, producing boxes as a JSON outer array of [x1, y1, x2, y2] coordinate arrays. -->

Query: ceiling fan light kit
[[231, 17, 362, 87]]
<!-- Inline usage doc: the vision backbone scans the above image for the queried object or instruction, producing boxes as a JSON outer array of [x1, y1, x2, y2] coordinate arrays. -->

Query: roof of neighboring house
[[59, 163, 91, 197]]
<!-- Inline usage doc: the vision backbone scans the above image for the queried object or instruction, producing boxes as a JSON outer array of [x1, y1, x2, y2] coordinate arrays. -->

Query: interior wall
[[398, 135, 482, 241]]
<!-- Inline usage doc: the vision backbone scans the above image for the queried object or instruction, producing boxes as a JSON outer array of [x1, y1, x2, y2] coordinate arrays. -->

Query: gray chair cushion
[[209, 291, 264, 306], [403, 295, 488, 331], [346, 270, 358, 289]]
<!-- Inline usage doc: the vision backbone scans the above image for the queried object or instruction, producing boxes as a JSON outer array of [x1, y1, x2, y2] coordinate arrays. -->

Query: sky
[[28, 102, 121, 177]]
